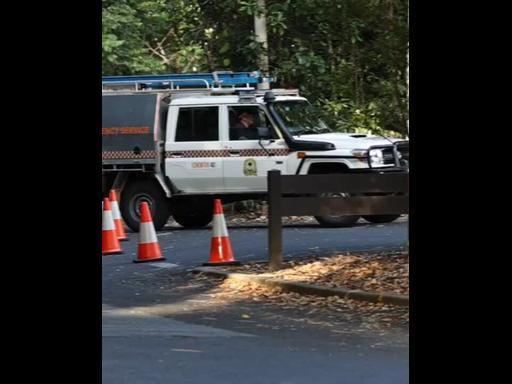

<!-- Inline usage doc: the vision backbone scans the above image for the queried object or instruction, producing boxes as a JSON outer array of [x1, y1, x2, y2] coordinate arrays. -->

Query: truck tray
[[102, 93, 165, 165]]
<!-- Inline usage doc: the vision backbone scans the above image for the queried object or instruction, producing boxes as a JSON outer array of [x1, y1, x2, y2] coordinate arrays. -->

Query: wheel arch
[[306, 162, 351, 175]]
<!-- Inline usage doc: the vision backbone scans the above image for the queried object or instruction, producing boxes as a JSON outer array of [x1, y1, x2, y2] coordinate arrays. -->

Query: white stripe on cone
[[212, 213, 229, 238], [139, 221, 158, 244], [111, 200, 121, 220], [102, 210, 116, 231]]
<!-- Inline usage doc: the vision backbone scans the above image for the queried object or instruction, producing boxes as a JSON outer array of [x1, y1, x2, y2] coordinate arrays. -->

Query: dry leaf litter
[[193, 251, 409, 329]]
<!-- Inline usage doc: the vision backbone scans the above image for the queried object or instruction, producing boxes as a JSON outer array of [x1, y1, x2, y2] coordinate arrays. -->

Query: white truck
[[102, 71, 409, 231]]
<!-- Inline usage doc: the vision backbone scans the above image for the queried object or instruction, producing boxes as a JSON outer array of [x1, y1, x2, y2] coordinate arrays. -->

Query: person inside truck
[[231, 112, 259, 140]]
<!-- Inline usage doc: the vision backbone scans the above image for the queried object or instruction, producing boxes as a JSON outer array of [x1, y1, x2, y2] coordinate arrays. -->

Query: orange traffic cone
[[109, 190, 128, 241], [134, 202, 165, 263], [102, 198, 123, 255], [203, 199, 240, 266]]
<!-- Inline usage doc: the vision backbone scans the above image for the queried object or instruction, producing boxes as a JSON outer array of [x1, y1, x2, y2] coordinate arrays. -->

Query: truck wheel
[[361, 192, 402, 224], [362, 215, 401, 224], [172, 212, 213, 228], [314, 192, 360, 227], [171, 198, 213, 228], [119, 179, 171, 232]]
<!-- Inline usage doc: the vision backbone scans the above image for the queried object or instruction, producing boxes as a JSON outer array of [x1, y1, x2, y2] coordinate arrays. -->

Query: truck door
[[221, 105, 288, 191], [165, 106, 224, 193]]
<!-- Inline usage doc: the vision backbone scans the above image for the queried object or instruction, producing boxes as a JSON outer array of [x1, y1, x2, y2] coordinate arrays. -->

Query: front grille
[[397, 142, 409, 161], [381, 147, 396, 165]]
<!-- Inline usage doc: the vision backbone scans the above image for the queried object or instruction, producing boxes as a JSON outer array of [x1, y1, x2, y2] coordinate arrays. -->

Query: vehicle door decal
[[243, 159, 258, 176]]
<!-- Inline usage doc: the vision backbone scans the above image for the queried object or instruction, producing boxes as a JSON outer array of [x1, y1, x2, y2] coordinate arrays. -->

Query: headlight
[[369, 149, 384, 166], [351, 149, 368, 158]]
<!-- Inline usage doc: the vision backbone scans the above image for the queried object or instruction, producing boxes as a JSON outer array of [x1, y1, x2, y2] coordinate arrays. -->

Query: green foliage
[[102, 0, 408, 136], [102, 0, 208, 74], [319, 99, 402, 138]]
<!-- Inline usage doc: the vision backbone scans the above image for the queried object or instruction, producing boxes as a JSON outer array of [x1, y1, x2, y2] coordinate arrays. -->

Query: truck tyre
[[361, 192, 402, 224], [119, 179, 171, 232], [362, 215, 401, 224], [172, 212, 213, 228], [314, 192, 360, 227], [171, 198, 213, 228]]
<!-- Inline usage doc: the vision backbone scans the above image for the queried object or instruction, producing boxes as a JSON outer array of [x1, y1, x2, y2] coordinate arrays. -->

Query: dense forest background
[[103, 0, 408, 137]]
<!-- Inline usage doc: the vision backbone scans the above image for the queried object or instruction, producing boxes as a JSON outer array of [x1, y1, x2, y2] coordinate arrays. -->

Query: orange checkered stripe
[[165, 149, 289, 158], [166, 150, 229, 158], [239, 149, 289, 157], [102, 150, 157, 160]]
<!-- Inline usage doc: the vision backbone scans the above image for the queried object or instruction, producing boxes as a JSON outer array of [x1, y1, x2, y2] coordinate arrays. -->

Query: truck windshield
[[272, 100, 334, 136]]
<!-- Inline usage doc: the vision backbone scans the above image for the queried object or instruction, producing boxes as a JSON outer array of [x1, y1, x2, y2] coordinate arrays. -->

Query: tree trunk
[[406, 2, 409, 137], [254, 0, 270, 89]]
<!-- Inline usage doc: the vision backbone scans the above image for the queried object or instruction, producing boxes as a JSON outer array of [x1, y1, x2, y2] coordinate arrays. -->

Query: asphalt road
[[103, 220, 408, 270], [102, 220, 409, 384]]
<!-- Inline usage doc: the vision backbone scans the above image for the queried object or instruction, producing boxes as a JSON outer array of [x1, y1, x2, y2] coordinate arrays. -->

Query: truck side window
[[229, 106, 278, 140], [175, 107, 218, 141]]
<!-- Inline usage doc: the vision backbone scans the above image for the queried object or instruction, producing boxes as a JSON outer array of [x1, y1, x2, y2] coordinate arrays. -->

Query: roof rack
[[102, 71, 273, 93]]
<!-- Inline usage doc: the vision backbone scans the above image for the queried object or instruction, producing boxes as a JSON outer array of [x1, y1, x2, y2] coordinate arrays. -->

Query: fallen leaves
[[221, 251, 409, 295], [191, 250, 409, 329]]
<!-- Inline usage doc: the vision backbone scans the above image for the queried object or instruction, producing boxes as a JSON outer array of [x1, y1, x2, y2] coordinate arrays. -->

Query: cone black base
[[133, 257, 166, 263], [202, 261, 241, 266], [103, 250, 123, 256]]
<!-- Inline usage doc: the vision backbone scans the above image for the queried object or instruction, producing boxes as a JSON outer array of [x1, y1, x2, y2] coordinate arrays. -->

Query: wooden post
[[268, 170, 283, 271]]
